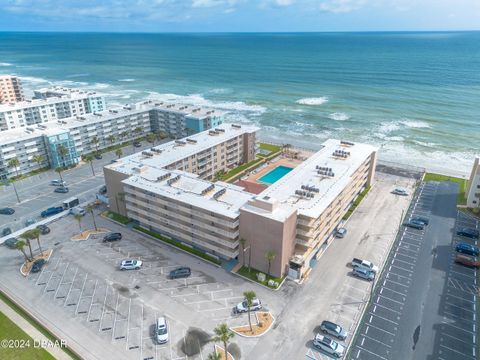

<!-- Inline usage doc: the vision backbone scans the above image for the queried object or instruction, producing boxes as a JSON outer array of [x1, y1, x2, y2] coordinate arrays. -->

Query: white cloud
[[275, 0, 295, 6], [318, 0, 366, 13]]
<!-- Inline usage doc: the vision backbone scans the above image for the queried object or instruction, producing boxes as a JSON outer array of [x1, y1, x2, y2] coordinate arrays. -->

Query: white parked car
[[119, 259, 142, 270], [313, 334, 345, 358], [50, 179, 67, 187], [392, 188, 409, 196], [155, 316, 169, 344], [233, 298, 262, 313]]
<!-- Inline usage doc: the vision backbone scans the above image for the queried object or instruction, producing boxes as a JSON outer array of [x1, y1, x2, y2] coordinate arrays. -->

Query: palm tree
[[265, 250, 276, 278], [115, 148, 123, 159], [134, 127, 142, 137], [86, 204, 98, 231], [19, 231, 34, 260], [156, 130, 168, 141], [30, 228, 43, 255], [55, 167, 64, 182], [107, 135, 115, 146], [212, 323, 234, 360], [56, 144, 68, 168], [146, 133, 155, 144], [240, 238, 246, 267], [207, 351, 222, 360], [74, 213, 83, 231], [82, 154, 95, 176], [32, 154, 44, 170], [243, 290, 256, 332], [8, 157, 20, 177], [16, 240, 32, 262], [90, 136, 100, 152]]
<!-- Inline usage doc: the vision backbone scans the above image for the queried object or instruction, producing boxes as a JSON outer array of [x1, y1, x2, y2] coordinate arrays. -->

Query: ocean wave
[[207, 88, 232, 95], [0, 62, 12, 66], [296, 97, 328, 106], [413, 140, 437, 147], [146, 92, 266, 113], [118, 78, 136, 82], [378, 122, 401, 134], [399, 119, 431, 129], [328, 112, 350, 121], [66, 73, 89, 78], [20, 75, 50, 83]]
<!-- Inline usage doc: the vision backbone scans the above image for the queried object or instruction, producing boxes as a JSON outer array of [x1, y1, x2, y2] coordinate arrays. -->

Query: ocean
[[0, 31, 479, 175]]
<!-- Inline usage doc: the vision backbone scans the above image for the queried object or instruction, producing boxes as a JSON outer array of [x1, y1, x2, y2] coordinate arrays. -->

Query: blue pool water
[[259, 166, 293, 184]]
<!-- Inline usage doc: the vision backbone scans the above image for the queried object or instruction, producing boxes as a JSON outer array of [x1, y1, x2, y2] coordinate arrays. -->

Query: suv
[[320, 321, 348, 341], [313, 334, 345, 358], [31, 259, 46, 273], [119, 259, 142, 270], [404, 219, 425, 230], [155, 317, 169, 344], [2, 227, 12, 236], [50, 180, 67, 187], [103, 232, 122, 242], [392, 188, 408, 196], [411, 216, 429, 225], [454, 254, 480, 268], [36, 224, 51, 235], [455, 242, 480, 257], [352, 267, 375, 281], [233, 298, 262, 314], [457, 228, 479, 239], [0, 207, 15, 215], [4, 238, 18, 249], [169, 267, 191, 279], [41, 207, 64, 218]]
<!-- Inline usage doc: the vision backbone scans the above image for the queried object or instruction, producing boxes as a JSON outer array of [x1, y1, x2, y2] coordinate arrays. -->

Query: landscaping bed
[[214, 345, 234, 360], [20, 250, 53, 277], [343, 186, 371, 220], [236, 266, 284, 289], [231, 312, 275, 337], [70, 228, 109, 241], [102, 211, 130, 225], [134, 226, 221, 265]]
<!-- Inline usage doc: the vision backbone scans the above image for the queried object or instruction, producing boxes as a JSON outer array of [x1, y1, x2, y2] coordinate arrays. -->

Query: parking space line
[[380, 285, 407, 297], [86, 280, 98, 322], [445, 301, 475, 313], [377, 294, 404, 305], [365, 323, 395, 336], [125, 298, 131, 350], [397, 246, 418, 254], [372, 302, 402, 315], [441, 332, 476, 346], [354, 345, 388, 360], [368, 312, 399, 325], [99, 286, 109, 331], [392, 257, 415, 266], [446, 292, 475, 304], [74, 273, 88, 311], [439, 344, 476, 359], [384, 278, 409, 288], [54, 263, 70, 299], [361, 334, 392, 348], [394, 251, 417, 260], [63, 267, 78, 305], [387, 271, 411, 281], [390, 264, 413, 273], [450, 270, 476, 280], [443, 310, 475, 324]]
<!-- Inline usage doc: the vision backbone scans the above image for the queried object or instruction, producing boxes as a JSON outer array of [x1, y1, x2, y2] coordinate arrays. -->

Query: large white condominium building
[[0, 75, 24, 104], [0, 86, 105, 131]]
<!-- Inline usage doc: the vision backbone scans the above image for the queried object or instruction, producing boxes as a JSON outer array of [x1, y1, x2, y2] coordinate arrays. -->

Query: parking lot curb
[[230, 311, 275, 338]]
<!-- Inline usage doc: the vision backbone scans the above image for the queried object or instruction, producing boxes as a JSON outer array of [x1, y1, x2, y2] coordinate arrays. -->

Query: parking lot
[[348, 180, 478, 360]]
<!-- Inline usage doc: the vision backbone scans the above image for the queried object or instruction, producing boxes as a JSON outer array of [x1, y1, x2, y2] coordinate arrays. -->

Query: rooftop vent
[[186, 138, 197, 144], [123, 105, 132, 110], [201, 184, 215, 195], [93, 112, 102, 117], [213, 188, 226, 200], [332, 149, 350, 159], [151, 148, 163, 154], [37, 124, 47, 130], [141, 151, 153, 157], [301, 185, 320, 193], [208, 130, 219, 136], [175, 140, 186, 146], [167, 175, 180, 186], [215, 128, 225, 133], [317, 169, 335, 177], [109, 109, 118, 114], [231, 124, 241, 129], [340, 140, 355, 146], [157, 172, 171, 182]]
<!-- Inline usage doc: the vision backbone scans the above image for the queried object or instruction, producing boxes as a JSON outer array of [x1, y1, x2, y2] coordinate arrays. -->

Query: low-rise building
[[0, 75, 24, 104], [466, 156, 480, 208]]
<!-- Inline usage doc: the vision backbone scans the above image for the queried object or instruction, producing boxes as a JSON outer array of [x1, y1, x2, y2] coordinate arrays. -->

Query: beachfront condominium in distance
[[466, 156, 480, 208], [0, 75, 24, 104], [104, 125, 377, 278], [0, 86, 106, 131]]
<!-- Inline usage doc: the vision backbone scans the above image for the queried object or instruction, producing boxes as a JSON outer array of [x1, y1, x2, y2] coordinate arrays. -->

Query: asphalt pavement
[[348, 180, 478, 360]]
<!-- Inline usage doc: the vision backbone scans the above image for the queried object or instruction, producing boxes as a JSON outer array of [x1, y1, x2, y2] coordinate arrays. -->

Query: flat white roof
[[122, 168, 254, 219], [107, 123, 259, 174], [135, 100, 226, 119], [0, 91, 100, 112], [244, 139, 377, 220]]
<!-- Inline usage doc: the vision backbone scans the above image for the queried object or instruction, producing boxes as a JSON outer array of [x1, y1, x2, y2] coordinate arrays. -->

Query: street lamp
[[3, 178, 20, 203]]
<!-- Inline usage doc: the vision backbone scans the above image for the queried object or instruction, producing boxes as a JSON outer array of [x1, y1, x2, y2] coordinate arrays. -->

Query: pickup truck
[[351, 258, 379, 273], [41, 206, 64, 218]]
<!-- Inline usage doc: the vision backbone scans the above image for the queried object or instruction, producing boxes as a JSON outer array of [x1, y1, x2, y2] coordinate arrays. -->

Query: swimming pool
[[258, 166, 293, 184]]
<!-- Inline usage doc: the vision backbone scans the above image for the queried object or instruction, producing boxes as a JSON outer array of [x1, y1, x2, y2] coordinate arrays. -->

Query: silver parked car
[[313, 334, 345, 358], [392, 188, 408, 196], [119, 259, 143, 270], [320, 320, 348, 341], [352, 267, 375, 281]]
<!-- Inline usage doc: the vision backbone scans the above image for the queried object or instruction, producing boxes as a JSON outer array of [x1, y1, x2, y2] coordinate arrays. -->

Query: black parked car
[[31, 259, 46, 273], [0, 207, 15, 215], [133, 142, 142, 148], [457, 227, 479, 239], [411, 216, 429, 225], [95, 153, 103, 160], [169, 267, 191, 279], [36, 224, 51, 235], [103, 232, 122, 242], [404, 220, 425, 230], [4, 238, 18, 249], [2, 227, 12, 236]]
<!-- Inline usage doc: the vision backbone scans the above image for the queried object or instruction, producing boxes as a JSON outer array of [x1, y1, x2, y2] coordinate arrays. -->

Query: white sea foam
[[20, 76, 50, 84], [378, 122, 401, 134], [0, 62, 12, 66], [208, 88, 232, 95], [328, 112, 350, 121], [296, 97, 329, 106], [146, 92, 266, 113], [399, 119, 431, 129], [118, 78, 136, 82]]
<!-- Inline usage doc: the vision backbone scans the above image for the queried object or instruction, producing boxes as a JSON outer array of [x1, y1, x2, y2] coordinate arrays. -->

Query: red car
[[454, 254, 480, 268]]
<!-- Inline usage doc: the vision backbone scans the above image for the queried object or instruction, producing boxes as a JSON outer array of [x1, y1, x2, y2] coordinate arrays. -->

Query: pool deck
[[234, 155, 305, 194]]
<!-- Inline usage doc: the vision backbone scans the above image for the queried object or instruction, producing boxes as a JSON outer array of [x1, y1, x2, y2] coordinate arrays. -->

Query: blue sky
[[0, 0, 479, 32]]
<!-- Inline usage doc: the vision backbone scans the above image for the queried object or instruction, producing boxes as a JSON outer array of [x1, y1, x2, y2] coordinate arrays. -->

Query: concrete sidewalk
[[0, 298, 73, 360]]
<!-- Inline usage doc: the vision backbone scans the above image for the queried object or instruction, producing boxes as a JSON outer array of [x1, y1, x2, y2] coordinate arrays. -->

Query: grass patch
[[0, 311, 55, 360], [134, 226, 221, 265], [9, 167, 51, 183], [259, 142, 281, 154], [0, 292, 81, 360], [424, 172, 467, 205], [104, 211, 130, 225], [237, 266, 284, 288], [343, 186, 371, 220], [221, 158, 264, 181]]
